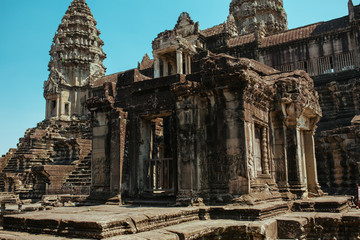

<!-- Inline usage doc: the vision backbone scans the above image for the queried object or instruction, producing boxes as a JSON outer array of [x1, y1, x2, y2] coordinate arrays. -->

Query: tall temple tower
[[229, 0, 288, 36], [44, 0, 106, 121]]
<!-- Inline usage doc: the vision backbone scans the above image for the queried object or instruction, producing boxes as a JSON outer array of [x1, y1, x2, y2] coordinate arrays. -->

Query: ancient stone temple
[[2, 1, 360, 239], [0, 0, 106, 198], [87, 10, 323, 204], [139, 0, 360, 197]]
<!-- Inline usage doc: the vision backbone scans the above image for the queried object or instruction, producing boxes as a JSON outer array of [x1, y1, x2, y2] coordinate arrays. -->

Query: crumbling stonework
[[2, 0, 360, 239], [88, 49, 323, 204], [316, 125, 360, 195], [138, 0, 360, 196], [0, 0, 105, 198], [0, 120, 92, 199], [229, 0, 288, 36]]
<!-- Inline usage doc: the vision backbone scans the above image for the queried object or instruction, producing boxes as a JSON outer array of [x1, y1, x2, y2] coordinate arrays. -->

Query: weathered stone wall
[[316, 125, 360, 195], [313, 71, 360, 131], [229, 0, 287, 36], [0, 120, 92, 198]]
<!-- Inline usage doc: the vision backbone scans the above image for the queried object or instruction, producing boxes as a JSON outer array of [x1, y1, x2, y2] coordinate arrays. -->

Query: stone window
[[51, 100, 57, 117], [64, 103, 69, 116]]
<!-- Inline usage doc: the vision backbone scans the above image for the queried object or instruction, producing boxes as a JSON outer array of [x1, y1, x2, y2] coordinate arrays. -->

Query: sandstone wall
[[316, 125, 360, 195], [314, 71, 360, 131]]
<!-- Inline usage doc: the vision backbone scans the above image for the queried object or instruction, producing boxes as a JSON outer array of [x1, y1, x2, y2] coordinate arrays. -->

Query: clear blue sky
[[0, 0, 358, 155]]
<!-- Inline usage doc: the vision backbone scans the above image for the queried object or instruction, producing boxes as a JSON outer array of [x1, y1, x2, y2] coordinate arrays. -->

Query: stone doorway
[[144, 116, 175, 194]]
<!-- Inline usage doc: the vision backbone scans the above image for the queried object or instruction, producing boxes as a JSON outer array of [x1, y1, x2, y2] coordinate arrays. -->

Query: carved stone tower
[[44, 0, 106, 121], [229, 0, 288, 36]]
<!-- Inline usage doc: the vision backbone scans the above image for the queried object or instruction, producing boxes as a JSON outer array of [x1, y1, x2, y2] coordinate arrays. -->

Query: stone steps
[[106, 219, 278, 240], [2, 197, 359, 239], [64, 152, 91, 188], [0, 119, 92, 196], [2, 201, 289, 239]]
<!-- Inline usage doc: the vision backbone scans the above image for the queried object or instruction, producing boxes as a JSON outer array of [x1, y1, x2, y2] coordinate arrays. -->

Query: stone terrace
[[0, 196, 359, 239]]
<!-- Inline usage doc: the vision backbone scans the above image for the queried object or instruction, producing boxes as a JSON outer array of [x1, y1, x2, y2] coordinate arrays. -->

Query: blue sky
[[0, 0, 358, 155]]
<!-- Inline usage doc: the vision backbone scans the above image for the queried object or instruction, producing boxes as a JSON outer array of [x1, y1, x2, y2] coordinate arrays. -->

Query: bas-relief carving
[[92, 157, 106, 186]]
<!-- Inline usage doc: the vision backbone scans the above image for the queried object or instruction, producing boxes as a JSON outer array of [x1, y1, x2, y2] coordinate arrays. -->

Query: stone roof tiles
[[260, 15, 350, 48], [227, 33, 255, 47], [201, 24, 225, 37], [93, 72, 121, 88], [259, 23, 321, 48]]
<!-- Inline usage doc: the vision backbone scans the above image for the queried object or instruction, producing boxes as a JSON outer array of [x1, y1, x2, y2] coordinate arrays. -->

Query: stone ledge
[[105, 219, 277, 240], [292, 196, 352, 213]]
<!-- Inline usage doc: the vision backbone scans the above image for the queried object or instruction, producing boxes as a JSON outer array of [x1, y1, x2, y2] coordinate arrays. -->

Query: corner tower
[[44, 0, 106, 121], [229, 0, 288, 36]]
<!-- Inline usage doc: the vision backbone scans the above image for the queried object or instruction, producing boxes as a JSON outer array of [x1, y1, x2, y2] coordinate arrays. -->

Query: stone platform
[[292, 196, 353, 213], [2, 201, 288, 239], [1, 197, 360, 239]]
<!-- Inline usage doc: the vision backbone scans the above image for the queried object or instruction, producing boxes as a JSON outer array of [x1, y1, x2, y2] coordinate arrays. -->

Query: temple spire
[[349, 0, 355, 22], [44, 0, 106, 121], [229, 0, 288, 36]]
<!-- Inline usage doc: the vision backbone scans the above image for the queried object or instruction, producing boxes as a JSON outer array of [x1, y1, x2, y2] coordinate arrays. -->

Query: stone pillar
[[184, 52, 189, 74], [56, 95, 60, 119], [303, 130, 322, 195], [170, 61, 176, 75], [187, 54, 192, 74], [90, 111, 111, 199], [162, 58, 169, 77], [154, 55, 160, 78], [45, 100, 49, 119], [286, 124, 307, 196], [109, 108, 128, 203], [271, 113, 289, 193], [176, 49, 183, 74], [262, 127, 270, 175], [72, 89, 77, 117], [76, 89, 81, 116], [59, 93, 63, 118], [175, 96, 196, 204]]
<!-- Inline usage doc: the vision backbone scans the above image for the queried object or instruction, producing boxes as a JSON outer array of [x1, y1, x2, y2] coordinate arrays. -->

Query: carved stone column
[[45, 100, 50, 119], [90, 110, 111, 199], [162, 57, 168, 77], [184, 52, 189, 74], [303, 129, 323, 195], [187, 54, 192, 74], [262, 127, 270, 175], [154, 55, 160, 78], [176, 49, 183, 74], [271, 111, 290, 194], [109, 108, 128, 203], [56, 95, 60, 119], [286, 124, 307, 196]]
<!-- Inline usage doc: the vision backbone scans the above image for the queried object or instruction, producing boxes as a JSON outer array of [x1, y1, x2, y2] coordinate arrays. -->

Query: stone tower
[[44, 0, 106, 121], [229, 0, 288, 36]]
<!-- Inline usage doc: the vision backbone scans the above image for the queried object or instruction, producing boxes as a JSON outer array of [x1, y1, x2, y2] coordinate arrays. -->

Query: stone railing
[[274, 51, 357, 76]]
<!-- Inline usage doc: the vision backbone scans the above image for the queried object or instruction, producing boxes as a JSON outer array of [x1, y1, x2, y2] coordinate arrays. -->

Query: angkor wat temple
[[0, 0, 360, 239]]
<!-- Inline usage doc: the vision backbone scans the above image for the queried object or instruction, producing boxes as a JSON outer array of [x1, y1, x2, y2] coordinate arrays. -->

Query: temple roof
[[93, 72, 122, 88], [224, 14, 354, 49], [227, 33, 255, 47], [200, 24, 225, 37], [199, 4, 359, 49]]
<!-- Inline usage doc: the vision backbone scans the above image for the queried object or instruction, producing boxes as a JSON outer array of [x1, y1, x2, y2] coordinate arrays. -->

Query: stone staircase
[[63, 152, 92, 194], [0, 120, 92, 198]]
